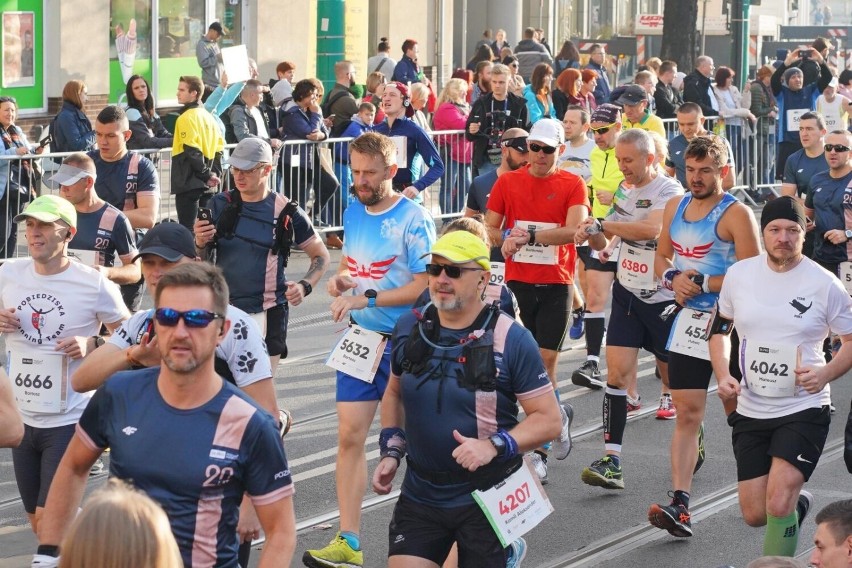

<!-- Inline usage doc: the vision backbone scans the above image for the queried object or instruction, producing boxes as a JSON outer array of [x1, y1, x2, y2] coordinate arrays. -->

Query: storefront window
[[157, 0, 205, 101], [109, 0, 153, 103], [215, 0, 241, 48]]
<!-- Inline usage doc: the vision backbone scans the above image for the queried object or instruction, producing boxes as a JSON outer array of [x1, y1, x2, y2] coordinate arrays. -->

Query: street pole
[[731, 0, 750, 90], [701, 0, 708, 55]]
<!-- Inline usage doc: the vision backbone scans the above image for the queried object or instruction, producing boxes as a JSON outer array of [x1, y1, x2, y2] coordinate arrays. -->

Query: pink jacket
[[432, 102, 473, 164]]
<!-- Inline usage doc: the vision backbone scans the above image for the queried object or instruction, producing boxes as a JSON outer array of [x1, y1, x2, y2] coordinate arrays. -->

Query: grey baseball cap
[[228, 138, 273, 170]]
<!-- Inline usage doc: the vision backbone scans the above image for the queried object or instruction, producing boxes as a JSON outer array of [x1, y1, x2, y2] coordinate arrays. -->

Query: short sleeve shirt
[[805, 169, 852, 263], [69, 203, 137, 267], [88, 151, 159, 212], [783, 149, 828, 198]]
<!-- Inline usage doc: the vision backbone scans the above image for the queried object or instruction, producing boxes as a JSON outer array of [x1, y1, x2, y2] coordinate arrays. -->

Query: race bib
[[617, 244, 655, 289], [326, 325, 386, 383], [787, 108, 808, 132], [8, 350, 67, 414], [839, 262, 852, 295], [489, 262, 505, 287], [472, 456, 554, 547], [391, 136, 408, 168], [666, 308, 713, 360], [741, 338, 798, 398], [512, 221, 558, 265], [67, 249, 98, 267]]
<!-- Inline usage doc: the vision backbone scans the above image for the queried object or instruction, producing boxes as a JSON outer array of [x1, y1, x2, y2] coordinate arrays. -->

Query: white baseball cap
[[527, 118, 565, 148]]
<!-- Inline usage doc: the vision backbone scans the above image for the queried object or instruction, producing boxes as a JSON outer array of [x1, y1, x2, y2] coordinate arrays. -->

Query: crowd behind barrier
[[0, 116, 784, 262]]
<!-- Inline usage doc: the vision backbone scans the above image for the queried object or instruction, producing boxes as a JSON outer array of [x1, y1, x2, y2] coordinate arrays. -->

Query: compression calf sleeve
[[763, 511, 799, 557], [603, 384, 627, 452], [585, 313, 606, 358]]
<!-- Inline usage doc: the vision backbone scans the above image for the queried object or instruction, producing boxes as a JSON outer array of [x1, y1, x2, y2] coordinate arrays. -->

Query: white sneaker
[[552, 403, 574, 460], [529, 451, 548, 484]]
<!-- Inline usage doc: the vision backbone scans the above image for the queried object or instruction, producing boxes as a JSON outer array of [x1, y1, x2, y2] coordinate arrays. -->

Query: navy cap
[[132, 222, 197, 262]]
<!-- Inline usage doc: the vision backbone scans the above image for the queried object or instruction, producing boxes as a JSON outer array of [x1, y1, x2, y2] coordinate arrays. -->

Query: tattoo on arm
[[303, 256, 326, 283]]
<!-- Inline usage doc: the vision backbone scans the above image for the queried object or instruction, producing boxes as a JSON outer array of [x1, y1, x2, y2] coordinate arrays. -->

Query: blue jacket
[[391, 55, 424, 84], [0, 125, 34, 200], [522, 84, 556, 124], [374, 116, 444, 191], [771, 61, 832, 145], [281, 106, 327, 169], [52, 101, 95, 153], [586, 61, 611, 106]]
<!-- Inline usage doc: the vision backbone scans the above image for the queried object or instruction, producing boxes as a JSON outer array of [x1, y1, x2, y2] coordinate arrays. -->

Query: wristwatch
[[488, 433, 507, 458], [845, 230, 852, 240], [527, 227, 537, 245], [298, 279, 312, 297], [91, 336, 105, 348], [365, 289, 378, 308]]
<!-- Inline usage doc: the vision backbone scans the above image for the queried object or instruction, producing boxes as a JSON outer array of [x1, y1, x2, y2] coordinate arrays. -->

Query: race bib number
[[741, 339, 798, 398], [391, 136, 408, 168], [513, 221, 558, 265], [617, 244, 655, 289], [839, 262, 852, 295], [67, 249, 98, 267], [326, 325, 386, 383], [489, 262, 505, 287], [472, 457, 554, 547], [666, 308, 713, 360], [787, 108, 808, 132], [8, 351, 67, 414]]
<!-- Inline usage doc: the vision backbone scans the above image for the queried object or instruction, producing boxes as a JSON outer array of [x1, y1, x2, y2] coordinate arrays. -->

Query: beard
[[432, 294, 464, 311], [353, 181, 388, 206], [506, 154, 527, 171]]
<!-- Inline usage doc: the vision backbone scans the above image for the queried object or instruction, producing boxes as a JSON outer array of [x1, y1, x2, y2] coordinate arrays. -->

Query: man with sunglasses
[[571, 104, 624, 392], [36, 263, 297, 568], [305, 133, 435, 568], [0, 195, 129, 537], [485, 117, 589, 481], [665, 102, 735, 191], [372, 230, 561, 568], [576, 129, 683, 492], [804, 130, 852, 279], [195, 138, 330, 374]]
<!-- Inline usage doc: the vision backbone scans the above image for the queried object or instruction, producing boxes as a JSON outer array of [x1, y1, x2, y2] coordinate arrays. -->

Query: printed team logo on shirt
[[671, 240, 713, 259], [635, 199, 652, 209], [789, 297, 812, 318], [16, 294, 66, 344], [346, 255, 397, 279]]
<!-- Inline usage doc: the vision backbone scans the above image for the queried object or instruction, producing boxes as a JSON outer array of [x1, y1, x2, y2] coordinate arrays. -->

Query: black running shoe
[[648, 498, 693, 538], [572, 360, 603, 389], [797, 490, 814, 528]]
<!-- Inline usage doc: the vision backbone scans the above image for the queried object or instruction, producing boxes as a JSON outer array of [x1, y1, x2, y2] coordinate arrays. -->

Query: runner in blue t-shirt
[[304, 133, 436, 567], [33, 263, 297, 567]]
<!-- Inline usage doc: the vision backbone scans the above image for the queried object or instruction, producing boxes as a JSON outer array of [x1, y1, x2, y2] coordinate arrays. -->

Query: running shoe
[[506, 537, 527, 568], [89, 457, 105, 476], [279, 408, 293, 439], [797, 489, 814, 528], [552, 403, 574, 460], [530, 451, 548, 485], [648, 497, 693, 537], [694, 422, 705, 474], [302, 533, 363, 568], [571, 360, 604, 390], [581, 456, 624, 490], [626, 395, 642, 415], [656, 394, 677, 420], [569, 309, 585, 340]]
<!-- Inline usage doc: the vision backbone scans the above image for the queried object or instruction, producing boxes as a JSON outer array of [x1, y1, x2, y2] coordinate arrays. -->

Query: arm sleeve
[[137, 156, 159, 193], [771, 64, 786, 96], [244, 413, 294, 503]]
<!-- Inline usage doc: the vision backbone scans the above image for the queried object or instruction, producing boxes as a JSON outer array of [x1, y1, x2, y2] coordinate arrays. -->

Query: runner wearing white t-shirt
[[0, 195, 128, 534], [710, 197, 852, 558]]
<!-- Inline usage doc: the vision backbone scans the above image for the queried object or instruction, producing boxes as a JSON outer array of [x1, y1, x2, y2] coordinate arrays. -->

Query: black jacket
[[465, 93, 530, 168], [682, 70, 716, 117], [654, 82, 681, 119]]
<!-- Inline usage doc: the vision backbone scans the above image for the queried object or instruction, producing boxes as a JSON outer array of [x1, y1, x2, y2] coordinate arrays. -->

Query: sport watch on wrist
[[845, 230, 852, 240], [488, 433, 507, 458], [528, 227, 537, 245], [365, 289, 378, 308], [299, 280, 312, 297]]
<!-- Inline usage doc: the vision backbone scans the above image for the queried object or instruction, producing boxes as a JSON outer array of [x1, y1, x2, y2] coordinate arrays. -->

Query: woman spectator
[[392, 38, 428, 85], [579, 69, 599, 114], [503, 55, 526, 97], [270, 61, 297, 111], [553, 68, 583, 120], [713, 65, 755, 181], [451, 68, 474, 104], [747, 64, 778, 186], [281, 79, 339, 221], [410, 82, 432, 131], [491, 29, 510, 58], [0, 96, 42, 258], [59, 480, 182, 568], [523, 63, 556, 124], [52, 80, 96, 153], [365, 71, 387, 124], [553, 40, 581, 75], [466, 44, 494, 72], [432, 78, 473, 215], [124, 74, 173, 151]]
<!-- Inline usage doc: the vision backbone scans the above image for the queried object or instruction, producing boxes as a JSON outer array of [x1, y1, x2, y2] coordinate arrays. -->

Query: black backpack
[[322, 90, 354, 138], [215, 189, 300, 265]]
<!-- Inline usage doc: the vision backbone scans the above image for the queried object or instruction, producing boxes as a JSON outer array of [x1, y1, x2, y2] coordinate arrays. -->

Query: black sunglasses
[[824, 144, 851, 153], [425, 264, 483, 278], [529, 143, 558, 154], [501, 137, 528, 153], [154, 308, 224, 328]]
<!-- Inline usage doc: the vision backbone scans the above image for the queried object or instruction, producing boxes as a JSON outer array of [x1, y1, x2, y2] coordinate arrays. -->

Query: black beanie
[[760, 196, 806, 232]]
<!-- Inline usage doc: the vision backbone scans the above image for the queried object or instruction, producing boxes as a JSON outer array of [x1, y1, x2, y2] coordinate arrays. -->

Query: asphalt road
[[1, 248, 851, 568]]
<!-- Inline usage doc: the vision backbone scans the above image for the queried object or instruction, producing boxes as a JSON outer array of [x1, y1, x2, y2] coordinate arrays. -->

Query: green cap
[[424, 231, 491, 271], [14, 195, 77, 232]]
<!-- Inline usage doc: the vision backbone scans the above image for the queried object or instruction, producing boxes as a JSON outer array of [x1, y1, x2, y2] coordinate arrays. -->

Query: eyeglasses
[[154, 308, 224, 328], [591, 122, 617, 134], [529, 143, 558, 154], [231, 164, 268, 175], [425, 263, 483, 278], [824, 144, 851, 153]]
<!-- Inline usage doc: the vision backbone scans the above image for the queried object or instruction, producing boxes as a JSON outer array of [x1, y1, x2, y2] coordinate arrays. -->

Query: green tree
[[661, 0, 698, 71]]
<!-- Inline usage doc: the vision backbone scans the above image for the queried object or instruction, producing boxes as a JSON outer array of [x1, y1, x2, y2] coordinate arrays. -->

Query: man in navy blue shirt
[[585, 44, 612, 106]]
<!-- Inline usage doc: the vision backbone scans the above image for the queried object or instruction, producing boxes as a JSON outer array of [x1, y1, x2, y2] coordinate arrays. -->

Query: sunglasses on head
[[425, 263, 483, 278], [501, 138, 528, 152], [528, 142, 557, 154], [154, 308, 224, 328], [824, 144, 851, 153]]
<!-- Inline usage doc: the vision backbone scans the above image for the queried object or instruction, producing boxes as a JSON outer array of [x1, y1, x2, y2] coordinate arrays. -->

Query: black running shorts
[[12, 423, 76, 513], [577, 245, 617, 273], [606, 281, 674, 361], [728, 405, 831, 482], [668, 330, 741, 390], [507, 281, 571, 351], [388, 494, 507, 566]]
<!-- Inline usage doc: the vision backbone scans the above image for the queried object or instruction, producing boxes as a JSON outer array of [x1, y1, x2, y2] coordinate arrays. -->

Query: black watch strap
[[298, 280, 312, 296]]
